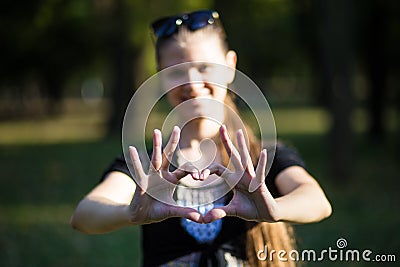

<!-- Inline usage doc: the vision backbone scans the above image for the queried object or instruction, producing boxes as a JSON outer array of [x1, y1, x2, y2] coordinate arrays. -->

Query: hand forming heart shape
[[128, 125, 280, 225]]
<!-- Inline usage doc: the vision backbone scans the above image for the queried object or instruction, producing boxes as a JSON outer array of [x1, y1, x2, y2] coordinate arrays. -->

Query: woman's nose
[[183, 68, 205, 95], [187, 67, 203, 82]]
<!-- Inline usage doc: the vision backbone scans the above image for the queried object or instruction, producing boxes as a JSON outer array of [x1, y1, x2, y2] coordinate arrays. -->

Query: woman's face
[[158, 35, 237, 124]]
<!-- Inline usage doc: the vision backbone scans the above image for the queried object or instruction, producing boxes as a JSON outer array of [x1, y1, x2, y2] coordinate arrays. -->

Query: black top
[[102, 143, 306, 267]]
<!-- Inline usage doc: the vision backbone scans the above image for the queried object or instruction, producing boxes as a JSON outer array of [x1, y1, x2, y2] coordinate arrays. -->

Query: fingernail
[[173, 125, 181, 132]]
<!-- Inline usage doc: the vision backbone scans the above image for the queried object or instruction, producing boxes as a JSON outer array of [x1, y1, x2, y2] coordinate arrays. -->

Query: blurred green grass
[[0, 100, 398, 266], [0, 138, 141, 267]]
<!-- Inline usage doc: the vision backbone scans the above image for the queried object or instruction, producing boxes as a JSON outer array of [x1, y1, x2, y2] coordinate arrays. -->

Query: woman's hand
[[202, 125, 281, 223], [128, 126, 202, 224]]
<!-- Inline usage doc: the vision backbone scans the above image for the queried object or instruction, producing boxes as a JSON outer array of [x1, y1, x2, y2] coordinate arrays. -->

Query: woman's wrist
[[251, 187, 282, 222], [269, 198, 284, 222], [122, 204, 137, 225]]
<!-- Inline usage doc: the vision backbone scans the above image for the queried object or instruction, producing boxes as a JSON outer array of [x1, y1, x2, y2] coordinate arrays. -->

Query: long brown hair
[[155, 18, 297, 267], [223, 93, 297, 267]]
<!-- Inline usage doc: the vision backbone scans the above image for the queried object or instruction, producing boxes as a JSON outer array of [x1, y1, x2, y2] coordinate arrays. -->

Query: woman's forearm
[[275, 183, 332, 223], [70, 196, 132, 234]]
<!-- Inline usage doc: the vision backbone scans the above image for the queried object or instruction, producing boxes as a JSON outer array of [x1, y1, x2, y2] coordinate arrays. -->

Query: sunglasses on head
[[151, 10, 220, 39]]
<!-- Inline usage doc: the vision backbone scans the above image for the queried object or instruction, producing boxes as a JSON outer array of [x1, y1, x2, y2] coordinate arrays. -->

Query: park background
[[0, 0, 399, 266]]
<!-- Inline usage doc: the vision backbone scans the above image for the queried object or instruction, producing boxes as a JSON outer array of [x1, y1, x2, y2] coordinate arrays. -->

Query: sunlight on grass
[[1, 98, 396, 145], [0, 98, 331, 145], [0, 99, 108, 145], [273, 107, 330, 134], [0, 204, 74, 225]]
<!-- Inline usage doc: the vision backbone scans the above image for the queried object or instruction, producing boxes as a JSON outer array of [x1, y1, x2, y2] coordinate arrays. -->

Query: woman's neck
[[176, 119, 225, 187], [177, 119, 222, 169], [179, 119, 220, 149]]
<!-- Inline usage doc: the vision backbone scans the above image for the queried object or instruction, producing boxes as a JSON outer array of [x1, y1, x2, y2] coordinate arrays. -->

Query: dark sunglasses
[[151, 10, 220, 39]]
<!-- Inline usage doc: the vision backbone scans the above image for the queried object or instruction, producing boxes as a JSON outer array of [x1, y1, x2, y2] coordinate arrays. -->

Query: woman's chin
[[179, 106, 224, 123], [180, 117, 222, 135]]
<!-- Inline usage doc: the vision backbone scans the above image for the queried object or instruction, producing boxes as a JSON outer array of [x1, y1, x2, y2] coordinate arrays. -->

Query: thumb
[[202, 206, 230, 223], [168, 206, 203, 223]]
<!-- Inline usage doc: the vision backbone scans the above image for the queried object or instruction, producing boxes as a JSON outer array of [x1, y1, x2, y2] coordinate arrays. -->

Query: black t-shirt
[[102, 143, 306, 267]]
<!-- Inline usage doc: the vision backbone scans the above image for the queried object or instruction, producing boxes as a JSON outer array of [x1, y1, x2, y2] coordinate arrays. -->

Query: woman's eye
[[167, 69, 186, 78], [198, 64, 210, 73]]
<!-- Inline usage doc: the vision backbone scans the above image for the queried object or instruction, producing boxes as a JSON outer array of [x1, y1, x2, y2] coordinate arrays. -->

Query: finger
[[160, 126, 180, 171], [205, 162, 230, 178], [237, 129, 256, 177], [200, 168, 210, 180], [151, 129, 162, 171], [249, 149, 267, 192], [171, 168, 193, 182], [219, 125, 242, 170], [168, 206, 203, 223], [180, 162, 200, 180], [203, 207, 230, 223], [189, 168, 201, 180], [129, 146, 146, 180], [205, 162, 237, 188], [173, 161, 199, 180]]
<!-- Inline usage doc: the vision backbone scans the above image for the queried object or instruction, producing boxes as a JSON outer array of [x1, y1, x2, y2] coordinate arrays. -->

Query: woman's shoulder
[[268, 142, 306, 177], [271, 142, 305, 169], [265, 142, 306, 197], [275, 142, 305, 164], [100, 149, 153, 182], [100, 155, 131, 182]]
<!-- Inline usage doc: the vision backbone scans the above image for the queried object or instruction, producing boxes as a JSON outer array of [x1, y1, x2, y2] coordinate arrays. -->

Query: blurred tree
[[316, 0, 355, 182], [363, 1, 387, 140], [0, 0, 101, 116], [358, 0, 400, 141], [291, 0, 324, 105], [1, 0, 398, 153], [104, 0, 144, 136], [215, 0, 308, 92]]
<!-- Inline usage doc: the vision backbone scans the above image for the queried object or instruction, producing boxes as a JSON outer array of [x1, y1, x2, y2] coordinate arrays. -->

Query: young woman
[[70, 10, 332, 267]]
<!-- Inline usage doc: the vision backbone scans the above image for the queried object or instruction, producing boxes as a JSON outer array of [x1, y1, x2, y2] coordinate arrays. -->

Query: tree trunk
[[365, 1, 387, 141], [317, 0, 355, 181], [107, 0, 136, 137]]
